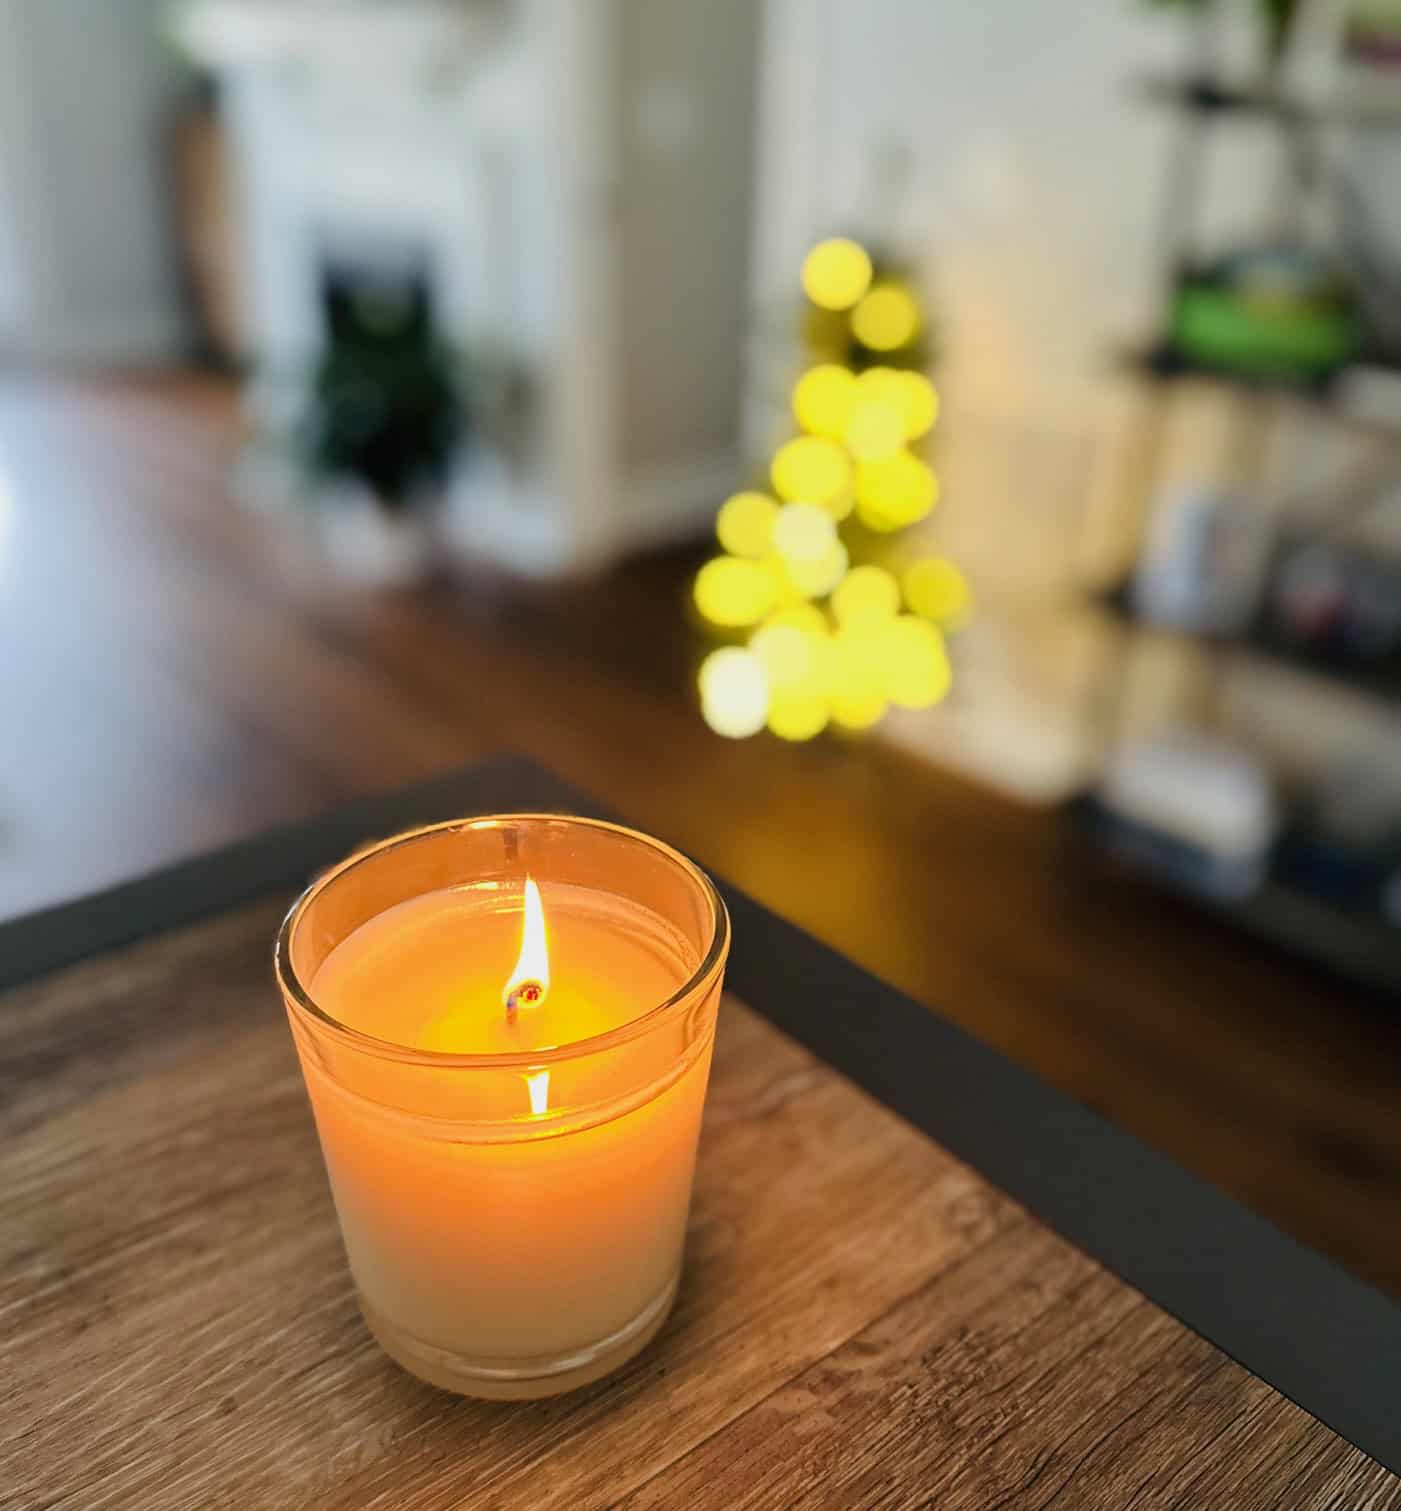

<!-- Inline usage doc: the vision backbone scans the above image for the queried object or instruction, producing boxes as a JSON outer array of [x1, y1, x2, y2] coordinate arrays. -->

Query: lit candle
[[276, 816, 729, 1399]]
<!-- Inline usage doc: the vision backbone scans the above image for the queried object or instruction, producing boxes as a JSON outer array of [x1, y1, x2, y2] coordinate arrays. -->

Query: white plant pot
[[314, 480, 437, 587]]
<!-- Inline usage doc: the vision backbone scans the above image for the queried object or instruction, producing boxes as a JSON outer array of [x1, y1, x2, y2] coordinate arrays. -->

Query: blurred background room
[[3, 0, 1401, 1293]]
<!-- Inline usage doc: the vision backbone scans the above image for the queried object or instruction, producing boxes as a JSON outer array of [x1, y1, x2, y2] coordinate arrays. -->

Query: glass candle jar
[[276, 814, 729, 1399]]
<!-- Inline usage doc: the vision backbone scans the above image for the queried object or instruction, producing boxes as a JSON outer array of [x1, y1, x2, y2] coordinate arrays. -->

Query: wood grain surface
[[4, 901, 1397, 1510]]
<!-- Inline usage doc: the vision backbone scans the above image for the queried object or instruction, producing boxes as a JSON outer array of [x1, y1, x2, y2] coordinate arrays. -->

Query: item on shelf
[[1342, 2, 1401, 97], [1264, 537, 1401, 667], [1382, 870, 1401, 926], [1132, 483, 1271, 634], [1086, 0, 1401, 990], [1144, 0, 1305, 70], [1336, 2, 1401, 364], [1276, 756, 1401, 910], [1169, 248, 1361, 384], [1098, 734, 1278, 899]]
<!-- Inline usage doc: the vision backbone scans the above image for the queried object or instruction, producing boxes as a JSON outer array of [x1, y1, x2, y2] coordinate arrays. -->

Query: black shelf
[[1138, 72, 1401, 130], [1067, 793, 1401, 1003], [1128, 340, 1345, 396], [1124, 341, 1401, 404], [1095, 578, 1401, 709]]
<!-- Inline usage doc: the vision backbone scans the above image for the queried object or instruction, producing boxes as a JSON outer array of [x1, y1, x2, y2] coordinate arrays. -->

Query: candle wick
[[504, 980, 545, 1023]]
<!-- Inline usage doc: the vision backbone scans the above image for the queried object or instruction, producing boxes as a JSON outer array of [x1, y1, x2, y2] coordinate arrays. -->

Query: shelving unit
[[1073, 581, 1401, 1002], [1137, 69, 1401, 129], [1072, 3, 1401, 997], [1125, 340, 1401, 398], [1069, 794, 1401, 1001], [1095, 577, 1401, 708]]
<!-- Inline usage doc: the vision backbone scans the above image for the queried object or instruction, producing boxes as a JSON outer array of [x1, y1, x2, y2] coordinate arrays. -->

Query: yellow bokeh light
[[830, 693, 886, 731], [843, 397, 906, 461], [879, 615, 952, 709], [784, 539, 849, 599], [751, 621, 822, 690], [693, 555, 779, 628], [898, 371, 940, 439], [854, 367, 936, 440], [903, 557, 973, 625], [771, 436, 851, 507], [716, 491, 778, 558], [759, 552, 804, 608], [800, 238, 873, 312], [851, 282, 921, 351], [832, 564, 901, 628], [855, 367, 905, 404], [764, 602, 829, 638], [792, 364, 857, 440], [826, 627, 889, 730], [772, 501, 837, 564], [768, 690, 829, 741], [698, 647, 769, 738], [855, 451, 939, 531], [821, 486, 855, 522]]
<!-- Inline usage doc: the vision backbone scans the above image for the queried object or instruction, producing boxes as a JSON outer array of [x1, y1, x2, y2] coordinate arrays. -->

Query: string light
[[826, 627, 888, 730], [903, 557, 973, 625], [832, 564, 901, 628], [783, 539, 849, 598], [772, 501, 837, 564], [851, 282, 921, 351], [693, 555, 778, 627], [855, 367, 939, 441], [771, 436, 851, 510], [855, 451, 938, 531], [698, 647, 769, 738], [768, 690, 829, 741], [800, 239, 873, 311], [880, 616, 951, 708], [696, 240, 966, 740], [759, 552, 806, 609], [752, 617, 820, 678], [793, 364, 857, 440], [752, 614, 829, 740], [763, 602, 828, 638], [843, 395, 906, 462], [716, 491, 779, 558], [896, 371, 939, 439]]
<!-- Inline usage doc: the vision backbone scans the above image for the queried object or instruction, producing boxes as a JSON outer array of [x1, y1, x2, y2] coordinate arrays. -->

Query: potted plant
[[299, 258, 468, 584]]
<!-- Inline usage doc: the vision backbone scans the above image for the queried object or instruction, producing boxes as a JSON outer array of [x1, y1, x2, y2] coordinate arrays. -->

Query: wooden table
[[5, 762, 1400, 1509]]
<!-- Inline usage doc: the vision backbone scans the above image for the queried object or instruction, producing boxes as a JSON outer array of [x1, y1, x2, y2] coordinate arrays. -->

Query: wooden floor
[[4, 370, 1401, 1300]]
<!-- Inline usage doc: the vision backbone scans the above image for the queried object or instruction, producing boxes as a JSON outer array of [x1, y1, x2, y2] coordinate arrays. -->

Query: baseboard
[[0, 307, 191, 368]]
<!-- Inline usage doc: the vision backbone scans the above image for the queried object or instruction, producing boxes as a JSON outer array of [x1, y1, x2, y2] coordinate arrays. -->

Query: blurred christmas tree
[[692, 238, 972, 741]]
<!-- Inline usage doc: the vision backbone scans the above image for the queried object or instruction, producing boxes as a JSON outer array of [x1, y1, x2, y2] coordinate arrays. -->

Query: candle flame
[[504, 876, 550, 1018], [525, 1068, 551, 1116]]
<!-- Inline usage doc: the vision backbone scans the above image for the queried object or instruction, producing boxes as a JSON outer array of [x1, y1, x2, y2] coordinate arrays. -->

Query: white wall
[[754, 0, 1321, 416], [0, 0, 189, 365]]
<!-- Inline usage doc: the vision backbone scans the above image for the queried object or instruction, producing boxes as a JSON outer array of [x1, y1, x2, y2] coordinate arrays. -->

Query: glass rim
[[275, 813, 730, 1070]]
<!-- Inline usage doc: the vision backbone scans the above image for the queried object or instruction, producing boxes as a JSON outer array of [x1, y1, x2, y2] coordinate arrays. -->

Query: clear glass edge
[[274, 812, 731, 1073]]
